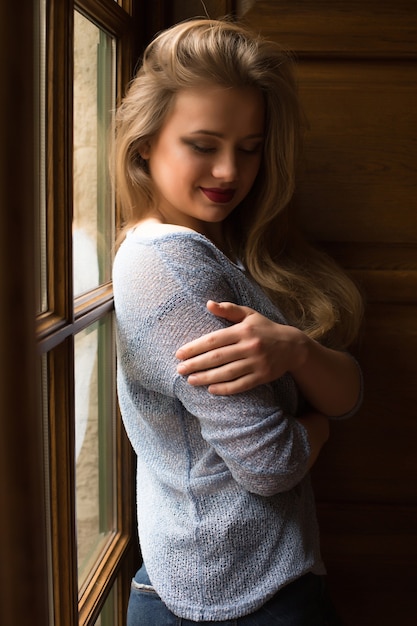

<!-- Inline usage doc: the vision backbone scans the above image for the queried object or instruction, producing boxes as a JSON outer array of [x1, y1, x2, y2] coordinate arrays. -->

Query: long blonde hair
[[113, 18, 363, 348]]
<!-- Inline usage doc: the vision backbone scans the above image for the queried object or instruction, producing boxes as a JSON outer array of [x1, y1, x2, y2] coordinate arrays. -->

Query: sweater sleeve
[[113, 234, 311, 496]]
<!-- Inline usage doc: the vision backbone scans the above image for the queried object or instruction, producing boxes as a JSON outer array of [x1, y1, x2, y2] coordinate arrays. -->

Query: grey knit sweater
[[113, 227, 335, 621]]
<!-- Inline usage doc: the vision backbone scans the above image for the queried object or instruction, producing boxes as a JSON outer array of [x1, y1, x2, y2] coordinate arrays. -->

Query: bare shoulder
[[133, 218, 195, 237]]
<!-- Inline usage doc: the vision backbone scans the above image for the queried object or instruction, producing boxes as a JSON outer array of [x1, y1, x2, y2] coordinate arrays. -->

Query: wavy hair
[[113, 18, 363, 348]]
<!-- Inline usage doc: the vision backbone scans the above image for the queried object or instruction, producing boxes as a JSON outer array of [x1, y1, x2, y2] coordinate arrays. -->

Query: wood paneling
[[241, 1, 417, 624], [242, 0, 417, 57], [0, 2, 50, 625], [294, 62, 417, 244], [314, 302, 417, 504], [318, 502, 417, 626], [171, 0, 235, 24]]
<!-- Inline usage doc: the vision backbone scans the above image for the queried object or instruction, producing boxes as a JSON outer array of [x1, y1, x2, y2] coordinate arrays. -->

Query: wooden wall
[[168, 0, 234, 24], [0, 2, 50, 625], [239, 2, 417, 624]]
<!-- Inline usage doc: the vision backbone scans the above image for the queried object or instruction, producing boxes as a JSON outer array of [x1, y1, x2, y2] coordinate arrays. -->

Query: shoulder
[[113, 226, 240, 311], [130, 220, 194, 237], [114, 224, 227, 277]]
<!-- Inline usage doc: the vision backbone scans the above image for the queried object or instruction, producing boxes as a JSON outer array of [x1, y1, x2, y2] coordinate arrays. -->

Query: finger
[[177, 345, 244, 375], [187, 360, 254, 387], [175, 303, 255, 360], [176, 327, 240, 360], [206, 300, 255, 324], [207, 373, 261, 396]]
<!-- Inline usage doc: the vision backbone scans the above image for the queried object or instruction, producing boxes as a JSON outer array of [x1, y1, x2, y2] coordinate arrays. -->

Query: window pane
[[36, 0, 47, 314], [93, 582, 117, 626], [73, 12, 115, 296], [40, 354, 55, 624], [75, 315, 116, 590]]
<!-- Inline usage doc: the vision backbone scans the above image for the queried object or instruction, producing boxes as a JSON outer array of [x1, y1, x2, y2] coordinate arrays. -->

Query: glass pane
[[73, 12, 115, 297], [40, 354, 55, 624], [93, 582, 117, 626], [36, 0, 47, 314], [75, 315, 116, 590]]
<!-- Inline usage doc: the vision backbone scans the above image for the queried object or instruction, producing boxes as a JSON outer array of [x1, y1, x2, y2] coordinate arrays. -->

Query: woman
[[113, 18, 363, 625]]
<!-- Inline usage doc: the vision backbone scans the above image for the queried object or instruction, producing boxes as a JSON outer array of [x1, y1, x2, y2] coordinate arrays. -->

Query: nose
[[211, 150, 238, 182]]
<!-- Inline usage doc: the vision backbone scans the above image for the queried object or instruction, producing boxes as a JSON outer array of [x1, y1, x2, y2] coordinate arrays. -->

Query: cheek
[[151, 150, 182, 184], [174, 155, 207, 186], [163, 146, 203, 179]]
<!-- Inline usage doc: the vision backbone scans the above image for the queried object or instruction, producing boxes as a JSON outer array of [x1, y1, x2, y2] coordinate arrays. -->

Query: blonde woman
[[113, 18, 363, 625]]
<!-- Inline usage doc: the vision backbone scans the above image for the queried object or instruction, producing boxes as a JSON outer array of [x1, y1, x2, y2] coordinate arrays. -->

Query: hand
[[176, 301, 362, 417], [176, 300, 302, 395]]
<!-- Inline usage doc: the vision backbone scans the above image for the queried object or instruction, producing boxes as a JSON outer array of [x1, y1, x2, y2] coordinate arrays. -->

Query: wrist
[[287, 326, 311, 374]]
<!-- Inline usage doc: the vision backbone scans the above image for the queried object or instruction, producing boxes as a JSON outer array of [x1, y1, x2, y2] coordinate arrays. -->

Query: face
[[143, 84, 265, 240]]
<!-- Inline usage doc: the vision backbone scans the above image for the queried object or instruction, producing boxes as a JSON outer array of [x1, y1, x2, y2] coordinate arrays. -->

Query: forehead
[[163, 84, 265, 135]]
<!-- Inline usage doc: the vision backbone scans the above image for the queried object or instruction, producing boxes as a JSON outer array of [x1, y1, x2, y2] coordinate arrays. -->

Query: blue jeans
[[127, 563, 344, 625]]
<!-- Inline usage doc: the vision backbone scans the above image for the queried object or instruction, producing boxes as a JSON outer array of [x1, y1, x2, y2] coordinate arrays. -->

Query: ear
[[139, 140, 151, 160]]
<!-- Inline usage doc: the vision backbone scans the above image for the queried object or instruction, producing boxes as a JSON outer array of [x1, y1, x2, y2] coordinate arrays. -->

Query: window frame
[[1, 2, 236, 625], [37, 1, 142, 624], [0, 2, 50, 623]]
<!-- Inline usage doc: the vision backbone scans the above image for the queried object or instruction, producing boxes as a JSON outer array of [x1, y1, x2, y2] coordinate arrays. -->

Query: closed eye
[[239, 143, 263, 155], [191, 144, 216, 154], [182, 138, 263, 155], [182, 140, 216, 154]]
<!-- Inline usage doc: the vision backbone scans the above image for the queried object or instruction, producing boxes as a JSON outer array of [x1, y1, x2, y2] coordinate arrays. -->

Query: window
[[2, 3, 236, 625], [36, 1, 142, 624]]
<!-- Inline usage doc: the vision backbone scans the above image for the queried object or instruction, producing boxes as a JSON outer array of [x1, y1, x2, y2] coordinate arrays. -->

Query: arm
[[176, 301, 362, 417], [296, 412, 329, 470], [114, 237, 321, 495]]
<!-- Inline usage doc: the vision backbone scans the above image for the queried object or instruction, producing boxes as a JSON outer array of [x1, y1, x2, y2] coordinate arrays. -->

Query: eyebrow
[[189, 130, 264, 140]]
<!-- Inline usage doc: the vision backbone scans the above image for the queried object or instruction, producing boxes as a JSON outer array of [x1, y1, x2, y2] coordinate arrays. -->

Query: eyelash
[[188, 142, 262, 155], [190, 144, 215, 154], [240, 146, 262, 155]]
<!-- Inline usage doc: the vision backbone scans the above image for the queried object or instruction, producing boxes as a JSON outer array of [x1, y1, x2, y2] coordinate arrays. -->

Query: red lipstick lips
[[200, 187, 235, 204]]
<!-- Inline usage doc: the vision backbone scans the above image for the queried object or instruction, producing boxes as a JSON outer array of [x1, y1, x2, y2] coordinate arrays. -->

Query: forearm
[[176, 302, 362, 412], [289, 329, 362, 417]]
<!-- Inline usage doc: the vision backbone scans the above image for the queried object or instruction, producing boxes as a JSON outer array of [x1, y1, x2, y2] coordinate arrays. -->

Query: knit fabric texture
[[113, 227, 336, 621]]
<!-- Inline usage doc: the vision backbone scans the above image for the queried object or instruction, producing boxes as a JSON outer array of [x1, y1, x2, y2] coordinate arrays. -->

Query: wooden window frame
[[37, 1, 141, 624], [0, 3, 50, 623]]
